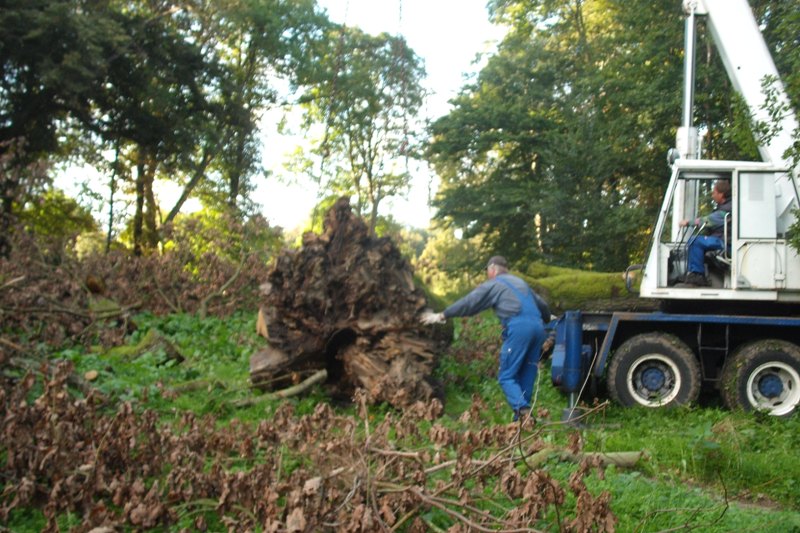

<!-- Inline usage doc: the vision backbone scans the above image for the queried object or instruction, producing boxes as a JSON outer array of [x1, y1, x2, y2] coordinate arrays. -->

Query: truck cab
[[640, 159, 800, 304]]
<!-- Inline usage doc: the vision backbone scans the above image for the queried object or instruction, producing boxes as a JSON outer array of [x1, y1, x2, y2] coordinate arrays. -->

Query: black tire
[[720, 339, 800, 417], [607, 333, 701, 408]]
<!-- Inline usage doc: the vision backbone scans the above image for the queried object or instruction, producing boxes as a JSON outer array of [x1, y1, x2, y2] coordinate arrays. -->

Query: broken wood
[[251, 197, 451, 409], [198, 254, 249, 319], [1, 336, 25, 352], [267, 368, 328, 399], [256, 306, 268, 338], [525, 446, 648, 469], [560, 450, 648, 468], [0, 275, 25, 291]]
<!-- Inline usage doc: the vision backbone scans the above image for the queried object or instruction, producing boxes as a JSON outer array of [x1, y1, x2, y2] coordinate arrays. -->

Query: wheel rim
[[745, 361, 800, 416], [626, 354, 681, 407]]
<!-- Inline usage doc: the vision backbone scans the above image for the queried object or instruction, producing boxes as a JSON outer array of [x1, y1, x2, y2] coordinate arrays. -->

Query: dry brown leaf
[[285, 506, 306, 532]]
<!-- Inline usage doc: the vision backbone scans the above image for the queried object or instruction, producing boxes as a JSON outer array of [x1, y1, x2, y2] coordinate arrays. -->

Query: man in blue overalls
[[420, 256, 550, 421]]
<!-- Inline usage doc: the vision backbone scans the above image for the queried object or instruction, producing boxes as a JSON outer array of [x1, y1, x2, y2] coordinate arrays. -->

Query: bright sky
[[56, 1, 506, 232], [258, 0, 507, 230]]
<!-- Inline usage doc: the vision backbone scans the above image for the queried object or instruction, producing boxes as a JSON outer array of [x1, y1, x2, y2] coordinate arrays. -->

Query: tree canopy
[[1, 0, 328, 254], [1, 0, 797, 269], [292, 25, 426, 234], [426, 0, 799, 272]]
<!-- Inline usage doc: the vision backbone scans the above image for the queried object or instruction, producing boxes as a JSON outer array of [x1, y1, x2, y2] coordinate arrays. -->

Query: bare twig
[[198, 253, 250, 319], [412, 487, 546, 533], [368, 448, 424, 460], [0, 337, 25, 352], [0, 275, 25, 291], [265, 369, 327, 400], [154, 282, 181, 314]]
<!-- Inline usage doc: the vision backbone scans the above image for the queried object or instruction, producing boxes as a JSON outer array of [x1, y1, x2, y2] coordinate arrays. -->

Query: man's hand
[[420, 311, 446, 325]]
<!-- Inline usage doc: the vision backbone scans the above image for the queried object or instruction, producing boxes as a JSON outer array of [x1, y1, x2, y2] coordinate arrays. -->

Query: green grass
[[7, 311, 799, 532], [440, 314, 800, 528]]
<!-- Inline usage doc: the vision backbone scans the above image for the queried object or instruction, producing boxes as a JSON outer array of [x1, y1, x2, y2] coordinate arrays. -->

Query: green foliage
[[169, 0, 326, 214], [0, 0, 124, 156], [789, 208, 800, 254], [9, 187, 98, 264], [17, 188, 97, 240], [415, 226, 486, 298], [423, 257, 631, 315], [384, 224, 427, 263], [752, 0, 800, 168], [1, 0, 333, 254], [440, 314, 800, 528], [429, 0, 682, 271], [63, 312, 261, 419], [429, 0, 800, 273], [294, 25, 426, 233], [163, 208, 282, 267], [581, 405, 800, 511]]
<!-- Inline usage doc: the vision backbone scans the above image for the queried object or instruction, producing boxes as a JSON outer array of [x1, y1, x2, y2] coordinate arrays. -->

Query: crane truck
[[550, 0, 800, 418]]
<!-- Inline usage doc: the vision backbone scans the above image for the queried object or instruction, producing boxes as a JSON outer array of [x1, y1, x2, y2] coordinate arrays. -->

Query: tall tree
[[0, 0, 225, 253], [427, 0, 790, 272], [98, 2, 228, 253], [0, 0, 126, 157], [2, 0, 331, 254], [164, 0, 326, 216], [295, 26, 426, 233]]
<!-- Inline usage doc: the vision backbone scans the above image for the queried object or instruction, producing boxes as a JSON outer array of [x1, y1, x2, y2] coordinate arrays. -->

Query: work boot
[[682, 271, 709, 287], [513, 407, 531, 422]]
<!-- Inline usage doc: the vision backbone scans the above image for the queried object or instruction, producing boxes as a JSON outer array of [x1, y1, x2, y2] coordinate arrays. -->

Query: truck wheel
[[607, 333, 701, 408], [720, 340, 800, 417]]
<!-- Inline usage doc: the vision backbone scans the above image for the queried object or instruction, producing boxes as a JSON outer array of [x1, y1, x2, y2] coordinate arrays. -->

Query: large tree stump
[[250, 197, 450, 408]]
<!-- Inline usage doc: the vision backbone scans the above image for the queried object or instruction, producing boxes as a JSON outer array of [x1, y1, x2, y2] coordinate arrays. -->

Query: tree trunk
[[143, 159, 158, 250], [164, 149, 212, 226], [133, 155, 146, 256], [0, 177, 15, 259]]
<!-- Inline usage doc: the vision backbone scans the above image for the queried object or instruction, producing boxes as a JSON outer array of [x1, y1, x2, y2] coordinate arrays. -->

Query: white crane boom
[[694, 0, 797, 166]]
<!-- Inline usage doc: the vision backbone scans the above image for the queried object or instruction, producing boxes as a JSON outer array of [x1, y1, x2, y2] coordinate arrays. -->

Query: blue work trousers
[[498, 315, 546, 412], [687, 235, 724, 273]]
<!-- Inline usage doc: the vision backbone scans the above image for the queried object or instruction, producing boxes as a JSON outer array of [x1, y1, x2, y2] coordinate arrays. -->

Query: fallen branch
[[522, 445, 647, 470], [236, 369, 330, 407], [155, 283, 181, 314], [0, 336, 25, 352], [249, 371, 297, 390], [170, 380, 227, 394], [368, 448, 424, 460], [105, 329, 184, 364], [0, 275, 25, 291], [560, 450, 647, 468], [269, 368, 328, 399]]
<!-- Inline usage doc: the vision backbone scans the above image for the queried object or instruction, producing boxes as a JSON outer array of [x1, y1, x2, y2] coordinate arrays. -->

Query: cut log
[[526, 447, 648, 469], [251, 197, 451, 408]]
